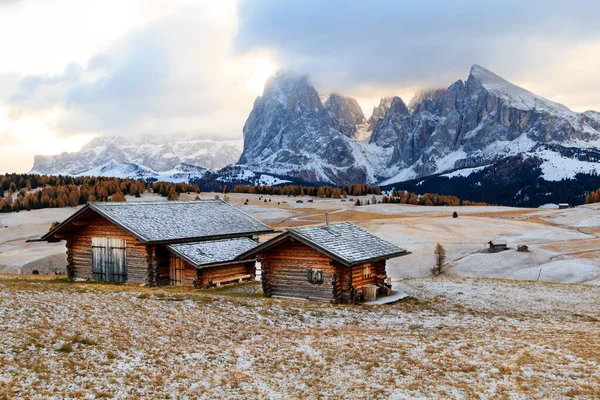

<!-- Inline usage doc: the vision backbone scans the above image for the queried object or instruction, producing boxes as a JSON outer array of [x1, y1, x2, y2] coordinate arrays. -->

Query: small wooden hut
[[488, 240, 508, 252], [238, 222, 409, 303], [40, 200, 272, 286]]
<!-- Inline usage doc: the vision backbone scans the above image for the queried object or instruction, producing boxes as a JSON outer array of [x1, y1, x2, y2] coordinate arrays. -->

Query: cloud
[[234, 0, 600, 110], [2, 2, 263, 139]]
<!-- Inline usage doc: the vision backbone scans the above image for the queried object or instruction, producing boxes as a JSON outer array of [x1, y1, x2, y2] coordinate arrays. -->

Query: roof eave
[[139, 229, 274, 246], [40, 204, 93, 241], [345, 250, 411, 267], [167, 244, 257, 269]]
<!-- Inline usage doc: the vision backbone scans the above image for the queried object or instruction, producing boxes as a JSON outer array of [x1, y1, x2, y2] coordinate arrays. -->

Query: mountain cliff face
[[237, 72, 375, 184], [324, 94, 366, 138], [236, 65, 600, 189], [367, 97, 393, 131], [31, 134, 241, 177], [378, 65, 600, 183]]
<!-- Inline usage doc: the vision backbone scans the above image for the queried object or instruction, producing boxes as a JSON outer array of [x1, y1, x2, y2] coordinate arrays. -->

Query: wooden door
[[169, 255, 185, 286], [92, 237, 127, 283]]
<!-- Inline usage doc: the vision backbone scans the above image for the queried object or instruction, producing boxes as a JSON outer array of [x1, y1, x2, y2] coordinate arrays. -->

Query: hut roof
[[488, 239, 508, 246], [41, 200, 272, 244], [168, 237, 258, 268], [238, 222, 408, 266]]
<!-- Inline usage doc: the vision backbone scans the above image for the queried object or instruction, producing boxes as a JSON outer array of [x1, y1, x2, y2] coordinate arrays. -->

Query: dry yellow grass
[[0, 277, 599, 399]]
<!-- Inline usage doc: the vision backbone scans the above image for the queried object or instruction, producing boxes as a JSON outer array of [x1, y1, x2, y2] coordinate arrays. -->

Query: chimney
[[325, 212, 329, 227]]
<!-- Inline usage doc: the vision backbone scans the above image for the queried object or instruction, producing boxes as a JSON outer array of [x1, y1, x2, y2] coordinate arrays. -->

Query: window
[[362, 265, 371, 279], [307, 268, 324, 284]]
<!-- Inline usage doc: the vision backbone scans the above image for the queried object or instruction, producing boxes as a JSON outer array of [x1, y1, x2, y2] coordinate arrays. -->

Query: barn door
[[92, 237, 127, 283], [169, 254, 185, 286]]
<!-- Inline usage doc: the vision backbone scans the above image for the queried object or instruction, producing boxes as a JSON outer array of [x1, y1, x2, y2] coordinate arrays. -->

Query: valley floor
[[0, 276, 598, 399], [3, 192, 600, 285]]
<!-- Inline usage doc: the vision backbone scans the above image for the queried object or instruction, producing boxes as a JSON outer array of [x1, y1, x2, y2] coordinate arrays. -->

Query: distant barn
[[40, 200, 272, 286], [238, 222, 409, 303], [488, 240, 508, 252]]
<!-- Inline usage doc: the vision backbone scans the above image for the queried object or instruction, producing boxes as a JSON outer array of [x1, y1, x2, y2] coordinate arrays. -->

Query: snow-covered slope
[[31, 134, 242, 176], [44, 161, 207, 183]]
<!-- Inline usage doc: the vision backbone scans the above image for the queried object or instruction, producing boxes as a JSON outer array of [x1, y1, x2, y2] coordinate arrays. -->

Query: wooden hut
[[40, 200, 272, 286], [488, 240, 508, 252], [237, 222, 409, 303]]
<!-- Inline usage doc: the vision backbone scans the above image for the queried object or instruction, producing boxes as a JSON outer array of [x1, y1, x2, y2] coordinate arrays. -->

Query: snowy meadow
[[1, 277, 599, 399]]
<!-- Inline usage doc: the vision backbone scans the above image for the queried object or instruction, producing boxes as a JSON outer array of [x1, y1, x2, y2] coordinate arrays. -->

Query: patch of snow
[[441, 165, 491, 178], [536, 149, 600, 181]]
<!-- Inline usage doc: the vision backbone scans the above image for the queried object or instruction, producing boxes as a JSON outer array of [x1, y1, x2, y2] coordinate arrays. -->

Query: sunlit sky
[[1, 0, 599, 173]]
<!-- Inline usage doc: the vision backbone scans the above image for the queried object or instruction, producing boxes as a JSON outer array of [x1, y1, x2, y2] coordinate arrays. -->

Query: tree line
[[585, 188, 600, 204], [230, 183, 381, 197], [231, 183, 488, 206], [0, 174, 201, 213]]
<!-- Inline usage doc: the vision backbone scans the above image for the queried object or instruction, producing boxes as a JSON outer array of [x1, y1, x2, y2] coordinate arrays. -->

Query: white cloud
[[0, 0, 278, 172]]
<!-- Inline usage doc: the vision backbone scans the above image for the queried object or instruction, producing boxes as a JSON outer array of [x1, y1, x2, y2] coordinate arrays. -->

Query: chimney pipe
[[325, 212, 329, 227]]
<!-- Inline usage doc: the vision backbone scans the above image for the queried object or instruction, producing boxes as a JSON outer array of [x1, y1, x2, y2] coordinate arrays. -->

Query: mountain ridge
[[29, 65, 600, 207]]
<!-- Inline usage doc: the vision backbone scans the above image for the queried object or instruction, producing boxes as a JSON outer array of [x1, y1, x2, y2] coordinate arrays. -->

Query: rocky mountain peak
[[324, 93, 366, 138], [408, 88, 447, 113], [261, 70, 322, 110], [388, 96, 409, 115], [366, 97, 394, 131], [467, 64, 572, 114]]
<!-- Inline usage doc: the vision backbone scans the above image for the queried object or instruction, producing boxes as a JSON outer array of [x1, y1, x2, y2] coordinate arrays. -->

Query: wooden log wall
[[196, 262, 255, 288], [66, 213, 150, 284], [150, 246, 171, 286], [259, 239, 335, 302], [350, 260, 387, 289]]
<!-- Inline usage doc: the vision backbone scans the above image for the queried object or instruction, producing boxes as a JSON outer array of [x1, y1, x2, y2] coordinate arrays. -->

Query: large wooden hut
[[40, 200, 272, 286], [237, 222, 409, 303]]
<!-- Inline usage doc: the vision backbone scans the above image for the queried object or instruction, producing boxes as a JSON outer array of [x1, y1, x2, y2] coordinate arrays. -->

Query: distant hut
[[517, 244, 529, 252], [39, 200, 272, 286], [487, 240, 508, 252], [238, 222, 409, 303], [558, 203, 570, 209]]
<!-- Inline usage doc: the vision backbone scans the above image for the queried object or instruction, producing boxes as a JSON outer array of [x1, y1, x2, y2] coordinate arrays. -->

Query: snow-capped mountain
[[237, 65, 600, 190], [30, 134, 242, 177], [237, 71, 378, 185]]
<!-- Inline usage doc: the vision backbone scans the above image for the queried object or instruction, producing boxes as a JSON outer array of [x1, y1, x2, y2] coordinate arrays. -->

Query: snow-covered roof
[[42, 200, 272, 244], [239, 222, 408, 266], [168, 237, 258, 268]]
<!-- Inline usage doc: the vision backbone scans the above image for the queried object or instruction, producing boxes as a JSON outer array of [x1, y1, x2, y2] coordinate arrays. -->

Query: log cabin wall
[[168, 255, 196, 286], [66, 213, 150, 284], [351, 260, 387, 289], [150, 246, 171, 286], [196, 262, 255, 288], [260, 239, 335, 302]]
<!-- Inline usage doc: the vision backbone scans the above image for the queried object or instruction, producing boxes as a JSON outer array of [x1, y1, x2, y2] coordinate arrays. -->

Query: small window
[[363, 265, 371, 279], [307, 268, 324, 284]]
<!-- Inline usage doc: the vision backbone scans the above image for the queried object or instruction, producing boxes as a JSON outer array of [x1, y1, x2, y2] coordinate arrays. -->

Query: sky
[[1, 0, 599, 173]]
